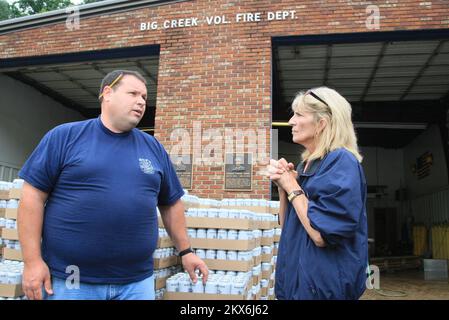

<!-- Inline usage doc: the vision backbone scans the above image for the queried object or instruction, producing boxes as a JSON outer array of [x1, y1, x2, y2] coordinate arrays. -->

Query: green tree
[[10, 0, 73, 18], [0, 0, 12, 21], [82, 0, 104, 3]]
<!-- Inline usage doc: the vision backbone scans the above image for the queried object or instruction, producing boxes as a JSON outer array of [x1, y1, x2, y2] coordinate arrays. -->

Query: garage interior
[[0, 45, 159, 133], [271, 30, 449, 293]]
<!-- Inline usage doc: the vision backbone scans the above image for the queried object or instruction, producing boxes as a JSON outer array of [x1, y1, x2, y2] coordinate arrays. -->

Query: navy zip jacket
[[275, 148, 368, 300]]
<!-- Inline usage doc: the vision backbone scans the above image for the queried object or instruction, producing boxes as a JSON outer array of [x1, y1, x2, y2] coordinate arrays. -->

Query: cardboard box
[[424, 259, 448, 280], [0, 208, 5, 218], [255, 237, 261, 247], [8, 188, 22, 200], [159, 216, 257, 230], [184, 202, 199, 210], [252, 273, 262, 286], [0, 190, 9, 200], [273, 248, 278, 256], [261, 253, 272, 263], [2, 247, 22, 261], [204, 259, 254, 272], [185, 217, 256, 230], [0, 284, 23, 298], [253, 255, 261, 266], [164, 291, 249, 300], [157, 237, 174, 248], [222, 205, 270, 214], [262, 266, 273, 279], [5, 208, 18, 220], [261, 237, 274, 246], [191, 238, 255, 251], [164, 281, 251, 300], [257, 221, 274, 230], [274, 234, 280, 242], [199, 204, 221, 209], [1, 228, 19, 240], [155, 275, 170, 290], [154, 256, 179, 269], [254, 291, 261, 300], [261, 287, 268, 297]]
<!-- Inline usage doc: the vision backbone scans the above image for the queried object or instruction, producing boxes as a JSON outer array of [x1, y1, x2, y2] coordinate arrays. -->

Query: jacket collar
[[297, 157, 324, 177]]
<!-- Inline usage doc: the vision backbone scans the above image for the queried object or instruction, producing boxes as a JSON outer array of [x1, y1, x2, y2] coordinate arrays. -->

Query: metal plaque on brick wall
[[224, 153, 252, 191], [173, 154, 193, 190]]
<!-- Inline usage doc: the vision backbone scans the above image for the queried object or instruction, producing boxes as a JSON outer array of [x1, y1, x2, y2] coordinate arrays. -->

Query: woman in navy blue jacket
[[267, 87, 368, 300]]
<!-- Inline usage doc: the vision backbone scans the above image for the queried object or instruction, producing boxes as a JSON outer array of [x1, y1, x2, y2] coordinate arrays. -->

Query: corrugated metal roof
[[5, 56, 159, 111], [275, 39, 449, 103]]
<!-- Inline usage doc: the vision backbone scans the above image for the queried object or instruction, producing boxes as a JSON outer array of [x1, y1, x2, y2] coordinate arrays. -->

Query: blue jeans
[[43, 275, 155, 300]]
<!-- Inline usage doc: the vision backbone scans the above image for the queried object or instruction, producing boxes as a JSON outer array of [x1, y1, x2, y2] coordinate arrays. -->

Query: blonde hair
[[291, 86, 362, 163]]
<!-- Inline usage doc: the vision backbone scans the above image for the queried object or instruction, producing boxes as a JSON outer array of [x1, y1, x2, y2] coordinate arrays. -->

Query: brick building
[[0, 0, 448, 213]]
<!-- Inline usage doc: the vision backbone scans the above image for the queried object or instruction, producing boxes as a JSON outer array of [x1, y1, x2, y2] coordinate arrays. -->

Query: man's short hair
[[99, 70, 147, 101]]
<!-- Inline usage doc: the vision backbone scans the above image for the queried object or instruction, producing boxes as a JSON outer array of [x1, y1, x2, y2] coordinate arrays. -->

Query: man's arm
[[159, 199, 208, 284], [159, 199, 190, 251], [17, 181, 53, 300]]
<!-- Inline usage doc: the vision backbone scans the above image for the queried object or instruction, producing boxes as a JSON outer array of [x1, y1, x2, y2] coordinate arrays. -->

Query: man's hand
[[181, 253, 209, 285], [22, 259, 53, 300]]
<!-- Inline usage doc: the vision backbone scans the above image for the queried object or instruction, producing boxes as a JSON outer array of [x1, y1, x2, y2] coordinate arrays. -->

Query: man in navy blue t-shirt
[[17, 70, 208, 300]]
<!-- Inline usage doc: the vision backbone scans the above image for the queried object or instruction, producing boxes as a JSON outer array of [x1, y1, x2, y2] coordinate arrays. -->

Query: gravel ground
[[360, 270, 449, 300]]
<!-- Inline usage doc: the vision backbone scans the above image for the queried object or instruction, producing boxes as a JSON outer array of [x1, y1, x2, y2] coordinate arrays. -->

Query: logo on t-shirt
[[139, 158, 154, 174]]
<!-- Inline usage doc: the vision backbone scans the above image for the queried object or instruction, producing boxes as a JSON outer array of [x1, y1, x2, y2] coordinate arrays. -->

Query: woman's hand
[[266, 158, 298, 192]]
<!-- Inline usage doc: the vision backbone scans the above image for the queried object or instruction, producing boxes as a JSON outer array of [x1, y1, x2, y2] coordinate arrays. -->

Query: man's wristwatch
[[178, 247, 194, 257], [287, 189, 305, 202]]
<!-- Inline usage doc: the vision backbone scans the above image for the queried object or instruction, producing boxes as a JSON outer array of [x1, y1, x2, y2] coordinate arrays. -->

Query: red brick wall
[[1, 0, 448, 199]]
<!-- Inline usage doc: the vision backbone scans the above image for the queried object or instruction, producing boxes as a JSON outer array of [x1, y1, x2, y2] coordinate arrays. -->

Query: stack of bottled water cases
[[0, 180, 25, 299], [0, 179, 24, 195], [0, 199, 20, 252], [156, 192, 280, 300], [165, 271, 252, 299], [154, 265, 183, 300], [153, 227, 183, 300], [0, 260, 25, 299]]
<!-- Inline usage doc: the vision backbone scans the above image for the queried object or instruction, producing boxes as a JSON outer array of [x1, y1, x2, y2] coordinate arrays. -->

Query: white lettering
[[206, 15, 229, 25], [236, 12, 262, 23], [163, 20, 170, 29], [65, 265, 80, 289], [366, 5, 380, 30], [268, 10, 296, 21], [140, 22, 147, 31]]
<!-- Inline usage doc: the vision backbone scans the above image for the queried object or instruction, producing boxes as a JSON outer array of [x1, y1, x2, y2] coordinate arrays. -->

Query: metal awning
[[1, 45, 159, 130], [272, 31, 449, 148], [5, 56, 158, 111], [275, 39, 449, 105]]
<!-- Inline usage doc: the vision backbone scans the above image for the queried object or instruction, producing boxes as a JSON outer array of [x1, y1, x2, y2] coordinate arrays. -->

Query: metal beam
[[91, 63, 108, 76], [323, 44, 332, 86], [272, 45, 285, 122], [5, 71, 88, 117], [53, 68, 99, 99], [400, 40, 445, 100], [360, 42, 388, 102], [136, 61, 157, 85]]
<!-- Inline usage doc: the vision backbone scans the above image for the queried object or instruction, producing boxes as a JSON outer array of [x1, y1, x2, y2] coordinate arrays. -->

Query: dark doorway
[[374, 207, 398, 256]]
